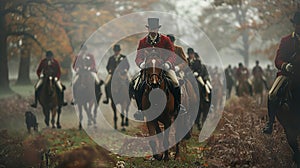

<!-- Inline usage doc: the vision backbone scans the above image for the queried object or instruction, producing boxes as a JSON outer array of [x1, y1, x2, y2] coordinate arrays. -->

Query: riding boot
[[95, 82, 102, 103], [103, 85, 109, 104], [30, 90, 38, 108], [263, 98, 277, 134], [59, 90, 68, 107], [174, 86, 181, 113]]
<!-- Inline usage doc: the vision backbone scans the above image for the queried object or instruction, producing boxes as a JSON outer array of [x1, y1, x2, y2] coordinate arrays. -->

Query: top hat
[[146, 18, 161, 30], [46, 50, 53, 57], [187, 48, 195, 54], [291, 11, 300, 24], [167, 34, 175, 42], [113, 44, 121, 51]]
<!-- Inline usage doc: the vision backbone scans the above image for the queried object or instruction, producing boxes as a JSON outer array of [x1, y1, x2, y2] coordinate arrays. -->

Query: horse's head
[[144, 51, 165, 89], [41, 75, 57, 98]]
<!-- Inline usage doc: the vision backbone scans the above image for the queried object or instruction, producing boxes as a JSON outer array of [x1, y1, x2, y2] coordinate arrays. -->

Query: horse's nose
[[151, 83, 159, 88]]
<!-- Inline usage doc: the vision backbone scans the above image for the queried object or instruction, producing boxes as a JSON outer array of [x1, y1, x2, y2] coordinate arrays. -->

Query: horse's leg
[[162, 120, 171, 161], [78, 105, 83, 130], [147, 121, 163, 161], [195, 107, 202, 130], [111, 101, 117, 130], [84, 103, 92, 126], [51, 107, 57, 128], [93, 102, 98, 124], [286, 130, 300, 166], [125, 104, 129, 126], [120, 106, 125, 127], [43, 107, 50, 127], [201, 103, 209, 129], [56, 106, 62, 129]]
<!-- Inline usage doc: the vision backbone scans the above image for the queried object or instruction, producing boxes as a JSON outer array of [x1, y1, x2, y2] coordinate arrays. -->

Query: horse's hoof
[[121, 128, 126, 132], [154, 154, 163, 161], [52, 126, 56, 129], [57, 125, 62, 129]]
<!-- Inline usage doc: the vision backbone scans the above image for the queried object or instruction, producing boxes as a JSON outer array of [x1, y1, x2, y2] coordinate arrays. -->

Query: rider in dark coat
[[225, 65, 235, 99], [31, 51, 67, 108], [263, 11, 300, 134], [187, 48, 211, 102], [103, 44, 129, 104]]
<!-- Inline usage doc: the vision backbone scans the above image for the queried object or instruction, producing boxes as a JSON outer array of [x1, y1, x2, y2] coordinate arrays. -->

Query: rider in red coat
[[263, 11, 300, 134], [31, 51, 67, 108], [133, 18, 181, 119], [73, 45, 97, 73], [72, 45, 102, 104]]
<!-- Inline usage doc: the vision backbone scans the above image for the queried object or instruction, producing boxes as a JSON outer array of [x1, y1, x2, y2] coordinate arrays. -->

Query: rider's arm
[[175, 46, 188, 70], [123, 55, 130, 71], [36, 59, 45, 77], [164, 36, 176, 66], [135, 39, 145, 67], [275, 37, 290, 71], [54, 59, 61, 79]]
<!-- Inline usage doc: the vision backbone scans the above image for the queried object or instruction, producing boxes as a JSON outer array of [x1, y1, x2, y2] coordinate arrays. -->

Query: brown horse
[[73, 69, 102, 129], [276, 73, 300, 167], [110, 70, 131, 130], [140, 54, 179, 161], [38, 75, 61, 128]]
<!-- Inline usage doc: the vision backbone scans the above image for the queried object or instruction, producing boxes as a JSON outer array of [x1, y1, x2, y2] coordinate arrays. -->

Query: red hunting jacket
[[37, 58, 61, 79], [73, 53, 97, 73], [275, 32, 300, 77], [135, 34, 176, 68]]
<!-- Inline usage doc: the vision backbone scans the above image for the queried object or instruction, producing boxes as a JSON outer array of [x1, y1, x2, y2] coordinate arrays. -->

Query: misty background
[[1, 0, 297, 93]]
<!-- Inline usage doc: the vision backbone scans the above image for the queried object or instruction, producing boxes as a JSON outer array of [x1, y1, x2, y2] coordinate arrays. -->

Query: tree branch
[[7, 31, 46, 52]]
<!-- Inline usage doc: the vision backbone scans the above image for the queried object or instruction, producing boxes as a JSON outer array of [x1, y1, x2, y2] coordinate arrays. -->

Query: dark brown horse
[[73, 69, 102, 129], [38, 75, 61, 128], [140, 53, 182, 161], [110, 70, 131, 130], [276, 73, 300, 167]]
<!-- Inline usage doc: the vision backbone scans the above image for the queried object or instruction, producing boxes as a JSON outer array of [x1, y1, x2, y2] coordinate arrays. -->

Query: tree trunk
[[0, 14, 12, 94], [16, 38, 32, 85], [16, 47, 31, 85]]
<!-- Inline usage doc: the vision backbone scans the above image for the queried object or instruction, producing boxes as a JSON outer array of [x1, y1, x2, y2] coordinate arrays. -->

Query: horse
[[139, 52, 189, 161], [110, 69, 131, 130], [275, 70, 300, 167], [236, 69, 253, 97], [38, 74, 61, 128], [73, 68, 102, 129]]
